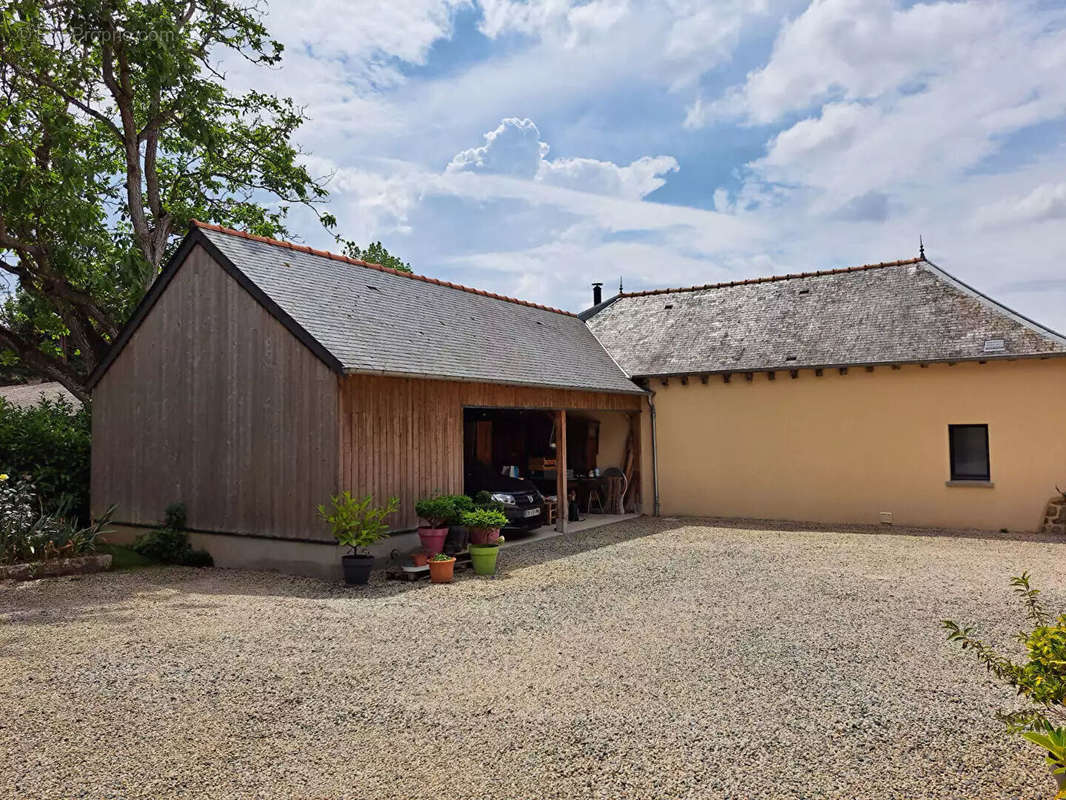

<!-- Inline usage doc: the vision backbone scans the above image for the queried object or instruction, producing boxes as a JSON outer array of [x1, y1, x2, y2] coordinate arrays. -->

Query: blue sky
[[224, 0, 1066, 331]]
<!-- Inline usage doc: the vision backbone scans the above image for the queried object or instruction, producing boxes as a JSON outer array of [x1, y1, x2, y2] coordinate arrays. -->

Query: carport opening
[[462, 407, 639, 535]]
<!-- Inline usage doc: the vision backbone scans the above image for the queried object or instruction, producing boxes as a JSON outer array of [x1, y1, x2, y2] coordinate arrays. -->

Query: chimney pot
[[592, 282, 603, 305]]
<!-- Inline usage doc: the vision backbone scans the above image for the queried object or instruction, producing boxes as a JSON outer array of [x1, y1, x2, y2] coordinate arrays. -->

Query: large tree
[[0, 0, 339, 401]]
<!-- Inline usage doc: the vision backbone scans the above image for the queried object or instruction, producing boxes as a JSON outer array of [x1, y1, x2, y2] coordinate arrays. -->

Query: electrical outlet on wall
[[879, 511, 893, 525]]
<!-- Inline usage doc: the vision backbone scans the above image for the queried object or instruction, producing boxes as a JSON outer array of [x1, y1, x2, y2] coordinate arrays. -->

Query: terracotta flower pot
[[411, 552, 429, 567], [428, 556, 456, 583], [468, 526, 501, 546], [417, 526, 448, 556]]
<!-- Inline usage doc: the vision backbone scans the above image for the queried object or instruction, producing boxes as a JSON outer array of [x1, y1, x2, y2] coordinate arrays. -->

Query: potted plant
[[444, 494, 474, 553], [462, 508, 508, 575], [415, 495, 457, 555], [428, 552, 456, 583], [318, 493, 399, 585]]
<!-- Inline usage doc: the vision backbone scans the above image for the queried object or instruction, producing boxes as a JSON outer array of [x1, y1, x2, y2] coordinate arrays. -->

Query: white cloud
[[974, 182, 1066, 228], [447, 118, 679, 200]]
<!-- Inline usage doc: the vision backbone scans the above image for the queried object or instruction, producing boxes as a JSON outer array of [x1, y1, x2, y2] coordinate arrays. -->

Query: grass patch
[[96, 542, 157, 570]]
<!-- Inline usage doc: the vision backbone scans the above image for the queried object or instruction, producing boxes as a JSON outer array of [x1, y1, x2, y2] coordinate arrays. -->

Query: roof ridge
[[619, 257, 924, 298], [190, 220, 576, 317]]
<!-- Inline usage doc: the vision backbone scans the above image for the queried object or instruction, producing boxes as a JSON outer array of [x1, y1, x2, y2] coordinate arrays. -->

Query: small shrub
[[473, 490, 506, 512], [460, 508, 508, 531], [131, 504, 213, 567], [0, 396, 90, 522], [415, 495, 458, 528], [942, 572, 1066, 790], [317, 493, 398, 556], [429, 552, 452, 562], [445, 494, 474, 519], [0, 474, 111, 564]]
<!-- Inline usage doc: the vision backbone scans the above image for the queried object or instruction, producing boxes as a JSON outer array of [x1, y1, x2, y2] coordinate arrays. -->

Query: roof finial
[[619, 276, 623, 294], [919, 235, 925, 259]]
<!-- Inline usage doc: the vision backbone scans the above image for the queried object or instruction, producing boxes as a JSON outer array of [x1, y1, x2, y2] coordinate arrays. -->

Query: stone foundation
[[1042, 497, 1066, 534]]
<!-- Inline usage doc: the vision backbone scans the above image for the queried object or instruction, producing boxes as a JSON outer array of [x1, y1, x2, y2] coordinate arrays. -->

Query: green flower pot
[[469, 543, 500, 576]]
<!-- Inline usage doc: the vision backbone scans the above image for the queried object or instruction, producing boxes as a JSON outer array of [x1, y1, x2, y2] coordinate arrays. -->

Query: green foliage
[[163, 501, 186, 531], [0, 0, 340, 396], [429, 552, 452, 562], [415, 495, 463, 528], [343, 240, 413, 273], [473, 490, 506, 513], [131, 503, 212, 566], [460, 508, 508, 531], [1021, 728, 1066, 779], [942, 572, 1066, 733], [0, 395, 90, 520], [0, 474, 112, 564], [96, 542, 155, 570], [317, 493, 398, 556]]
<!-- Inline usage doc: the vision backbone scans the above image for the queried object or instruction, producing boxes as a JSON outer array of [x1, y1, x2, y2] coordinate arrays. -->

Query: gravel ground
[[2, 517, 1065, 800]]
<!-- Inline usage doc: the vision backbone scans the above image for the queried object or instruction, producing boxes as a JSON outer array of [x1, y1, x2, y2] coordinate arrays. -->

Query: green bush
[[0, 474, 112, 564], [0, 396, 90, 521], [317, 493, 398, 556], [415, 495, 459, 528], [943, 573, 1066, 787], [460, 507, 508, 531], [131, 504, 213, 567]]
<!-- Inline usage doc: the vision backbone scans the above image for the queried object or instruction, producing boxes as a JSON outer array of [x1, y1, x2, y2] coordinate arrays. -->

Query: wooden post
[[556, 409, 568, 533]]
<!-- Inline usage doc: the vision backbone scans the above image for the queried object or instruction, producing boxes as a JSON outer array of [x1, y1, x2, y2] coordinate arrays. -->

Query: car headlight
[[491, 492, 516, 506]]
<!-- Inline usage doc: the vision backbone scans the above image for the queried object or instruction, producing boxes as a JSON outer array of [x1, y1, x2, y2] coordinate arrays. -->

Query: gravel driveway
[[2, 518, 1065, 799]]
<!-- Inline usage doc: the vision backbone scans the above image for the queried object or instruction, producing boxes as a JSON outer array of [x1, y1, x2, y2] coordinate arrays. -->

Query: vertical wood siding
[[92, 245, 339, 540], [338, 374, 644, 531]]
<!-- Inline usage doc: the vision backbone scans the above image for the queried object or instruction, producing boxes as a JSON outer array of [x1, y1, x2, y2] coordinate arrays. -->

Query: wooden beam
[[722, 373, 731, 384], [680, 375, 688, 386], [815, 368, 823, 377], [699, 374, 709, 385], [789, 369, 799, 379], [745, 372, 754, 382], [767, 371, 776, 381], [838, 367, 848, 376], [555, 409, 567, 534]]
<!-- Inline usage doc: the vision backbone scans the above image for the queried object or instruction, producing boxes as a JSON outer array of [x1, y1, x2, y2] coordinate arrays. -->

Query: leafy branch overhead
[[0, 0, 339, 399]]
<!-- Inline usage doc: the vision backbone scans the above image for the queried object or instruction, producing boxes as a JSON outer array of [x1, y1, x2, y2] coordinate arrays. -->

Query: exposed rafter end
[[680, 375, 688, 386], [838, 367, 848, 376], [865, 365, 875, 373], [700, 374, 709, 385], [814, 368, 823, 377], [891, 364, 901, 370], [660, 377, 669, 386], [745, 372, 754, 382], [767, 371, 776, 381], [722, 373, 731, 384], [789, 369, 799, 379]]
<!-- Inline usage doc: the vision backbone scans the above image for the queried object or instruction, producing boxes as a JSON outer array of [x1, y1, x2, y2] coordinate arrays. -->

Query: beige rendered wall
[[649, 359, 1066, 532]]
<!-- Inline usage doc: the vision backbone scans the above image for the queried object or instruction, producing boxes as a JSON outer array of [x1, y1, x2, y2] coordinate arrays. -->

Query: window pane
[[951, 425, 989, 479]]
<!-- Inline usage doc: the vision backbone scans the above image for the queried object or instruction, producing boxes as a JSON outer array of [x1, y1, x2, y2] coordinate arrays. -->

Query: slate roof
[[584, 258, 1066, 377], [0, 381, 81, 409], [193, 223, 643, 394]]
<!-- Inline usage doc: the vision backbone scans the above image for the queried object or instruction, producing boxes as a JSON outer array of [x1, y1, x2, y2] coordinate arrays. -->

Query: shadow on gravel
[[0, 517, 686, 621]]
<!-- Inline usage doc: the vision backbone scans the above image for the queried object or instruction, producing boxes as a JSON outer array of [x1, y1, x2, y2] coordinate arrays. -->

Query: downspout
[[648, 388, 661, 517]]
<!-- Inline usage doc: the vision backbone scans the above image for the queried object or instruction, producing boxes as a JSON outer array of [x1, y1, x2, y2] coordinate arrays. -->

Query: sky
[[223, 0, 1066, 330]]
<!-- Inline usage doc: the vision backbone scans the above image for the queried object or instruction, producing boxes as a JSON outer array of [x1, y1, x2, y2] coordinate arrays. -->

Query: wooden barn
[[89, 222, 649, 577]]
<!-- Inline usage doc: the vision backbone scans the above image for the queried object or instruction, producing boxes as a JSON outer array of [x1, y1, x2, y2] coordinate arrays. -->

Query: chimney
[[592, 282, 603, 305]]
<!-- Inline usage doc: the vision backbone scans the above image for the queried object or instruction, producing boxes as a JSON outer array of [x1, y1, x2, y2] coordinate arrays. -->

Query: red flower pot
[[468, 526, 501, 545], [418, 527, 448, 556]]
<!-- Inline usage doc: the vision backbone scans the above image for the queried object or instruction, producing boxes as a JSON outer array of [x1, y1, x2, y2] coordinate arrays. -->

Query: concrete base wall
[[102, 524, 424, 582]]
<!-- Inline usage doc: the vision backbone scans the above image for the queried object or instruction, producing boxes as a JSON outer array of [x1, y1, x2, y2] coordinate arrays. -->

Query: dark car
[[464, 464, 545, 531]]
